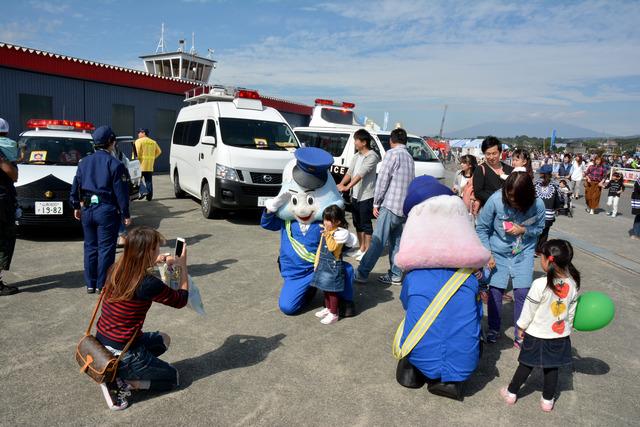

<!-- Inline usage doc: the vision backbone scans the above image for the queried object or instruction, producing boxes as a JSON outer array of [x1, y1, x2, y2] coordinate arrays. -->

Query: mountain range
[[445, 121, 611, 139]]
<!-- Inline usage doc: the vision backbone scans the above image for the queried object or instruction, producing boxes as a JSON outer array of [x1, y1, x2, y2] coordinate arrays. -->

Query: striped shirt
[[373, 146, 415, 217], [96, 275, 188, 350]]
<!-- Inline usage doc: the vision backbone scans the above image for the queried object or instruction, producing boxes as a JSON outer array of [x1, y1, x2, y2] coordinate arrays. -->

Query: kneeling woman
[[96, 226, 189, 410]]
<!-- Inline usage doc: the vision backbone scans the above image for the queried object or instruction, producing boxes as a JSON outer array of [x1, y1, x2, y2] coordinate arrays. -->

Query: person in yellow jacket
[[135, 128, 161, 201]]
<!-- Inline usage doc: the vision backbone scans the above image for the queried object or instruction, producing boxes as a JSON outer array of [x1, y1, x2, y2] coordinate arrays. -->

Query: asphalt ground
[[1, 170, 638, 426]]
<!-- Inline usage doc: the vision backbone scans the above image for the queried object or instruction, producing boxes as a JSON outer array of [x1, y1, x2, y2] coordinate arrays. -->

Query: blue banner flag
[[551, 129, 557, 148]]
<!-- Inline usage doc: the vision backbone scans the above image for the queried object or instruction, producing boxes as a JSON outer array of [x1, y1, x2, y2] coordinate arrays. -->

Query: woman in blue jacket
[[476, 169, 545, 349]]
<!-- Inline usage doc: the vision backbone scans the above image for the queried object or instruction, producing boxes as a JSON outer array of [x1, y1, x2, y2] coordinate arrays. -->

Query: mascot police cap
[[292, 147, 334, 190]]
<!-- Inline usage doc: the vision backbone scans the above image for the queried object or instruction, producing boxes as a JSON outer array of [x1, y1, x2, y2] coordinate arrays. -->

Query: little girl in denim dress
[[313, 205, 357, 325]]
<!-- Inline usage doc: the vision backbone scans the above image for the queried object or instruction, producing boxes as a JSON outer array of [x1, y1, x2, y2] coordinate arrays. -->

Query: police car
[[294, 99, 445, 182], [15, 119, 141, 227]]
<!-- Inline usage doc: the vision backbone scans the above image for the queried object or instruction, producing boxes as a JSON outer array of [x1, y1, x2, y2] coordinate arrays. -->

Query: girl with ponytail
[[500, 239, 580, 412]]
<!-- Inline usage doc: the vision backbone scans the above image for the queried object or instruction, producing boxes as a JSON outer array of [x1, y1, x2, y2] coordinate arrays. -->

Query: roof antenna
[[207, 48, 215, 60], [189, 32, 197, 55], [155, 23, 165, 53]]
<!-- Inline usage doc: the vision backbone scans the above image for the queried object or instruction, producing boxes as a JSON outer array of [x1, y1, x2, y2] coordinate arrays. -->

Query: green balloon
[[573, 291, 615, 332]]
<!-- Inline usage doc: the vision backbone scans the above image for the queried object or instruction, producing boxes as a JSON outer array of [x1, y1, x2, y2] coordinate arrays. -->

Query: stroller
[[556, 179, 573, 217]]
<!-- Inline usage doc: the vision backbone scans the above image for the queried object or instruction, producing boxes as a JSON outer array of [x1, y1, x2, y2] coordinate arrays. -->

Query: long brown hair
[[104, 226, 165, 302]]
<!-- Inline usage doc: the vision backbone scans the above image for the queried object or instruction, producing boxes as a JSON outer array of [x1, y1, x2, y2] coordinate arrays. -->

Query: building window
[[112, 104, 135, 137], [155, 109, 176, 141], [19, 94, 53, 131]]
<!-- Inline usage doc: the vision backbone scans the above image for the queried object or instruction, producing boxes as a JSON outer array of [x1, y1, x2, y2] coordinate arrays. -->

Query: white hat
[[0, 118, 8, 133]]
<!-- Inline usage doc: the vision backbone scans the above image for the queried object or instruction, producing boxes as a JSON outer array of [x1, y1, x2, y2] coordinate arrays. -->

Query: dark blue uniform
[[70, 149, 130, 292]]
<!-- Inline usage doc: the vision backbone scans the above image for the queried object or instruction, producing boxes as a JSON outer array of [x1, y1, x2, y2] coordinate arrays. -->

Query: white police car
[[15, 119, 141, 227], [294, 99, 445, 182]]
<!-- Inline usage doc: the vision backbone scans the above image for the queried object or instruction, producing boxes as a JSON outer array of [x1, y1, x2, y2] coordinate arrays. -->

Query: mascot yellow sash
[[392, 268, 473, 360], [285, 220, 316, 263]]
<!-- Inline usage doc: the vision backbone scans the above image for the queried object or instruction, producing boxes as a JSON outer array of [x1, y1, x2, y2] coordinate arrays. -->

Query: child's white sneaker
[[540, 397, 555, 412], [500, 387, 517, 405], [320, 312, 339, 324], [314, 307, 330, 318]]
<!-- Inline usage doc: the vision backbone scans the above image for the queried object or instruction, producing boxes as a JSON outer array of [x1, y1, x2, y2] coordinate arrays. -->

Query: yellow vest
[[134, 137, 161, 171]]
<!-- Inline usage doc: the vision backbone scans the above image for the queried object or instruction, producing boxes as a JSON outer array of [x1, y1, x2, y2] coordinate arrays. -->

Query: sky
[[1, 0, 639, 137]]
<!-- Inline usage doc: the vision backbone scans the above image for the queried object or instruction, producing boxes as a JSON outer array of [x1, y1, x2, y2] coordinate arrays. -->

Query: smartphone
[[174, 237, 185, 257], [503, 221, 514, 232]]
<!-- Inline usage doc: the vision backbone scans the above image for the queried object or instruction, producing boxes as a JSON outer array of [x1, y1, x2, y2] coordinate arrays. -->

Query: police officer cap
[[0, 118, 9, 133], [137, 128, 149, 135], [93, 125, 116, 146], [403, 175, 454, 216], [292, 147, 333, 190], [537, 164, 553, 174]]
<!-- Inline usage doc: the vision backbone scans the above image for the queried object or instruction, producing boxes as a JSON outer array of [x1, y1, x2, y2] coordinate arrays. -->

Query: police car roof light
[[27, 119, 95, 131], [315, 99, 335, 106], [236, 89, 260, 100], [342, 102, 355, 109]]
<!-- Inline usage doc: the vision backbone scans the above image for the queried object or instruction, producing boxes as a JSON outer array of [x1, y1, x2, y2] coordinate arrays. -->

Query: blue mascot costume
[[392, 176, 491, 400], [261, 147, 356, 316]]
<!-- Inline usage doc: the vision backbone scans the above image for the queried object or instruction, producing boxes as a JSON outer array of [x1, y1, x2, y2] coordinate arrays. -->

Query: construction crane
[[438, 104, 448, 138]]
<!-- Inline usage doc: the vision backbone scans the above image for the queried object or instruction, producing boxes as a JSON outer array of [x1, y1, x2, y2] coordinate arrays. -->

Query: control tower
[[140, 24, 216, 84]]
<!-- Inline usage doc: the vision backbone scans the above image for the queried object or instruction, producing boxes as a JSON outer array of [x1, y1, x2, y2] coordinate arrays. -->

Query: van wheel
[[173, 171, 186, 199], [201, 182, 217, 219]]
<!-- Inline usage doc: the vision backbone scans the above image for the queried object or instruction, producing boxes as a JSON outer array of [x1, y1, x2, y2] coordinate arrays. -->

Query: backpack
[[462, 164, 484, 216]]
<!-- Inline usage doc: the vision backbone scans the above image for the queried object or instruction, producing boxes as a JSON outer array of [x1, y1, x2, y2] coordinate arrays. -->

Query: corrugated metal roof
[[0, 42, 312, 115]]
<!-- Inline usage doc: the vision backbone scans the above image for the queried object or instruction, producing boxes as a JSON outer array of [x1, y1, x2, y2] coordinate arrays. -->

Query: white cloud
[[208, 0, 640, 134]]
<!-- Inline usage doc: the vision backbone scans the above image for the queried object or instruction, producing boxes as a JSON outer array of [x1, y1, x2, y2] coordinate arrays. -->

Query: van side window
[[173, 120, 204, 146], [172, 122, 186, 146], [186, 120, 204, 146], [295, 131, 349, 157], [206, 120, 217, 138]]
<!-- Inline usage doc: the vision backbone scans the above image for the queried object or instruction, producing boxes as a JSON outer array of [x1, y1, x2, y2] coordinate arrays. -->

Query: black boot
[[396, 358, 427, 389], [0, 281, 19, 296], [427, 381, 463, 401], [339, 300, 357, 318]]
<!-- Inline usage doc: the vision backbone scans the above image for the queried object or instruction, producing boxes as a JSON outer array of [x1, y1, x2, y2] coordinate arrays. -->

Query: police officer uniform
[[70, 126, 130, 293]]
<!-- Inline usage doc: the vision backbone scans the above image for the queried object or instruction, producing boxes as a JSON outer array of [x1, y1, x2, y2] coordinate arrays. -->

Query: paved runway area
[[1, 172, 638, 426]]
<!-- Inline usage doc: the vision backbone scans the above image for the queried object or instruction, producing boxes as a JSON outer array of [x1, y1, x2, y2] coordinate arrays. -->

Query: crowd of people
[[453, 144, 640, 239], [0, 122, 625, 412]]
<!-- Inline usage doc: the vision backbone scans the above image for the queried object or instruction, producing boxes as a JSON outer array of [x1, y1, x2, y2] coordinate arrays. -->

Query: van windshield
[[219, 118, 299, 151], [320, 108, 356, 125], [17, 136, 94, 165], [377, 135, 438, 162]]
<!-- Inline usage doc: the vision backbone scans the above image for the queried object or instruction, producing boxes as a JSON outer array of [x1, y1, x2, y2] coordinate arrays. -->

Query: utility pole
[[439, 105, 448, 139]]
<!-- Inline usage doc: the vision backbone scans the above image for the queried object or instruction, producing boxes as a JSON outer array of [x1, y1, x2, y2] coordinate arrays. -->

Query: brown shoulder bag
[[75, 291, 137, 384]]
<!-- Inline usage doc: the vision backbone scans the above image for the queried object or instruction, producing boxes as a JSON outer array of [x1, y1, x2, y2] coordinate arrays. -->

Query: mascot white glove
[[333, 227, 358, 248], [265, 191, 292, 213]]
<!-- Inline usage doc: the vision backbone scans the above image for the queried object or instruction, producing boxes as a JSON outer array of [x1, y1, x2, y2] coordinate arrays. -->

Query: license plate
[[35, 201, 63, 215], [257, 196, 270, 207]]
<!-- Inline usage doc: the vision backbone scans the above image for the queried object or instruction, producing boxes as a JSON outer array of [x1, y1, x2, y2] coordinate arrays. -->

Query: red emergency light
[[315, 99, 355, 109], [315, 99, 334, 106], [236, 90, 260, 100], [27, 119, 95, 131]]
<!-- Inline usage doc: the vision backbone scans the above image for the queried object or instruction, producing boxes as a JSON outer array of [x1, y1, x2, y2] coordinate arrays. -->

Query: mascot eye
[[306, 195, 314, 205], [291, 195, 298, 206]]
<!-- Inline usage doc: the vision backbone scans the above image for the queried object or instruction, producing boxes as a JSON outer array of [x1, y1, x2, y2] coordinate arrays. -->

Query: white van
[[169, 87, 300, 218], [294, 99, 444, 182]]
